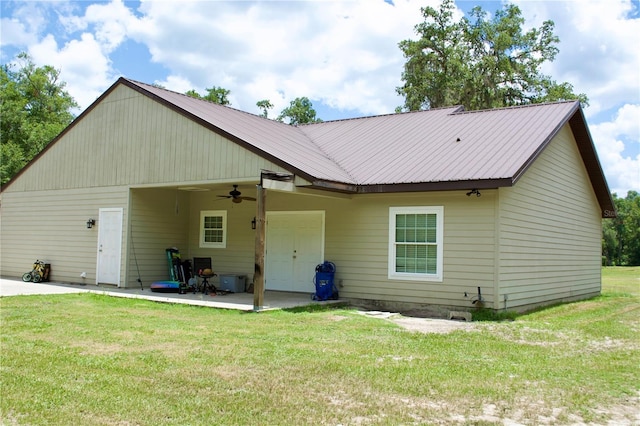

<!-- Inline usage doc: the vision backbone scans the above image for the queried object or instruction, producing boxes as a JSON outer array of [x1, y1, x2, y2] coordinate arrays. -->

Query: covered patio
[[0, 278, 343, 311]]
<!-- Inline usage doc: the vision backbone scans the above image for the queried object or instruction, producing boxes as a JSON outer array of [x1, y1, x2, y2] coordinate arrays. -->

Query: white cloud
[[130, 0, 424, 115], [60, 0, 134, 53], [1, 0, 130, 109], [0, 18, 37, 50], [27, 32, 113, 111], [1, 0, 638, 194], [514, 0, 640, 119], [0, 2, 49, 59], [590, 104, 640, 195]]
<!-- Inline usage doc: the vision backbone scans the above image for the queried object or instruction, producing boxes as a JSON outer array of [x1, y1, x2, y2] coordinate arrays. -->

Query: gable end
[[507, 102, 615, 218], [568, 109, 616, 218]]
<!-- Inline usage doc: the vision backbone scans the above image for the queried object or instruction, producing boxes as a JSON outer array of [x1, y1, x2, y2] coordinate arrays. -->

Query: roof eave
[[511, 101, 581, 186], [307, 178, 513, 194], [569, 107, 617, 218], [508, 102, 616, 218]]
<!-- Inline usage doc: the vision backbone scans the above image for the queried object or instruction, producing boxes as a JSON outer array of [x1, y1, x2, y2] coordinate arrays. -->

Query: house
[[0, 77, 615, 313]]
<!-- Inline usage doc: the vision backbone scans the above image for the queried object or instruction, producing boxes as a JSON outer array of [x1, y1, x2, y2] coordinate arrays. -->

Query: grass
[[1, 268, 638, 425], [602, 266, 640, 296]]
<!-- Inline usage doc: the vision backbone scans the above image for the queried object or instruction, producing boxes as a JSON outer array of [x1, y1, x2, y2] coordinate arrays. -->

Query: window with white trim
[[199, 210, 227, 248], [388, 206, 443, 281]]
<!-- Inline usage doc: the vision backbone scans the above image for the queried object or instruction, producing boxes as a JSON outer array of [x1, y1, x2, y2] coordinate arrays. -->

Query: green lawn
[[1, 268, 638, 425], [602, 266, 640, 295]]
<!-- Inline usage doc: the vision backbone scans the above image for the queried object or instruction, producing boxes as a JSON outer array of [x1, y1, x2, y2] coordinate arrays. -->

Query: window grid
[[389, 206, 443, 282], [203, 216, 223, 243], [199, 210, 226, 248], [395, 213, 437, 274]]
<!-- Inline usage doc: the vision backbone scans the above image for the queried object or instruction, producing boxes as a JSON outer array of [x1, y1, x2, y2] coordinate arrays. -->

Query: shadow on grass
[[471, 308, 519, 322], [280, 302, 351, 314]]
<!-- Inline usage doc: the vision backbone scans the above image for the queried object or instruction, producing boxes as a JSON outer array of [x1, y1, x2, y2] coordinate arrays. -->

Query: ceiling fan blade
[[216, 185, 252, 202]]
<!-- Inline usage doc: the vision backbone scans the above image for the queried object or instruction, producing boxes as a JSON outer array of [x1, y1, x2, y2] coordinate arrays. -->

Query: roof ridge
[[301, 105, 464, 126], [450, 100, 579, 115]]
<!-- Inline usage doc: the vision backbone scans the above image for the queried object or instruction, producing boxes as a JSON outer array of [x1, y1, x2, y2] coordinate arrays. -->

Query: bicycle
[[22, 260, 47, 283]]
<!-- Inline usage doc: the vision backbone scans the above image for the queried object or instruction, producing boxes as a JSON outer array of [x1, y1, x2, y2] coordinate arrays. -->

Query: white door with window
[[265, 211, 324, 292], [97, 208, 123, 286]]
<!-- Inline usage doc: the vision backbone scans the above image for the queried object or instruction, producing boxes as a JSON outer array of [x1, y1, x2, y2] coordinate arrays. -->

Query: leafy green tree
[[185, 86, 231, 105], [397, 0, 467, 111], [277, 97, 322, 125], [256, 99, 273, 118], [397, 0, 588, 111], [626, 192, 640, 265], [602, 191, 640, 266], [1, 53, 78, 185]]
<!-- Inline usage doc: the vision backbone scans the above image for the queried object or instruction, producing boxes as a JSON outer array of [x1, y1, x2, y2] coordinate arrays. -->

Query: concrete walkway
[[0, 277, 340, 311], [1, 278, 478, 334]]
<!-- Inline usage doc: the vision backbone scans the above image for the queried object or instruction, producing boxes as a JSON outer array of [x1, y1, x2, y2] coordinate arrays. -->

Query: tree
[[185, 86, 231, 105], [397, 0, 588, 111], [397, 0, 467, 111], [276, 97, 322, 125], [256, 99, 273, 118], [1, 53, 78, 185], [602, 191, 640, 266]]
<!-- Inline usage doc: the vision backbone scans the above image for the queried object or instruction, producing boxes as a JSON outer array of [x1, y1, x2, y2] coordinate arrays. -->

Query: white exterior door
[[96, 208, 123, 286], [265, 211, 324, 292]]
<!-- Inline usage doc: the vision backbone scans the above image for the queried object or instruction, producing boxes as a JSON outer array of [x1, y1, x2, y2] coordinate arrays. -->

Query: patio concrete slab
[[0, 278, 90, 296], [0, 277, 342, 311]]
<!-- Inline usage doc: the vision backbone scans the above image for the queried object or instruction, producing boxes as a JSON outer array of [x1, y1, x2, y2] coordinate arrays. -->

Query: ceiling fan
[[217, 185, 256, 203]]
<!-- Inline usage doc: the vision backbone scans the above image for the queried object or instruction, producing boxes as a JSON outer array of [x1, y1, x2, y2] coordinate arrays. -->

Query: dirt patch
[[390, 316, 476, 333], [357, 310, 477, 334]]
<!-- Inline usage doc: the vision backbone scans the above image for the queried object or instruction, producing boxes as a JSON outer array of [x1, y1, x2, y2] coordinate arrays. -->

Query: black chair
[[193, 257, 216, 294]]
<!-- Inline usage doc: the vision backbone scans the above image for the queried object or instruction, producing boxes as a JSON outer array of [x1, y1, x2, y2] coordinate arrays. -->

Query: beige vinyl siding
[[185, 191, 258, 285], [328, 192, 496, 309], [5, 84, 285, 193], [498, 124, 602, 310], [0, 186, 129, 284], [126, 188, 190, 287], [2, 83, 290, 287], [167, 189, 495, 308], [264, 190, 497, 309]]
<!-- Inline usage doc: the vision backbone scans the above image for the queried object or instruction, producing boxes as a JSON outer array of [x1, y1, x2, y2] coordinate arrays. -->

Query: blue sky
[[1, 0, 638, 195]]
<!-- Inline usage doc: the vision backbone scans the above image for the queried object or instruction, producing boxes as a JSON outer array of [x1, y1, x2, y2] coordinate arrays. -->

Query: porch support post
[[253, 183, 266, 311]]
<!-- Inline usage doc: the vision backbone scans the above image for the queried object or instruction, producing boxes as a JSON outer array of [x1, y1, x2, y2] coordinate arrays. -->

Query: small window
[[199, 210, 227, 248], [389, 206, 443, 281]]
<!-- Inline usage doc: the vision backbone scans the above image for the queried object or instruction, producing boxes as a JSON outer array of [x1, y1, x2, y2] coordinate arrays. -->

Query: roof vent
[[455, 137, 461, 142]]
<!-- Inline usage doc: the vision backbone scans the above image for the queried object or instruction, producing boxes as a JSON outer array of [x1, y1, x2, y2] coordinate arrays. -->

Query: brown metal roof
[[299, 102, 576, 185], [2, 77, 613, 216], [127, 79, 581, 186], [123, 79, 614, 215]]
